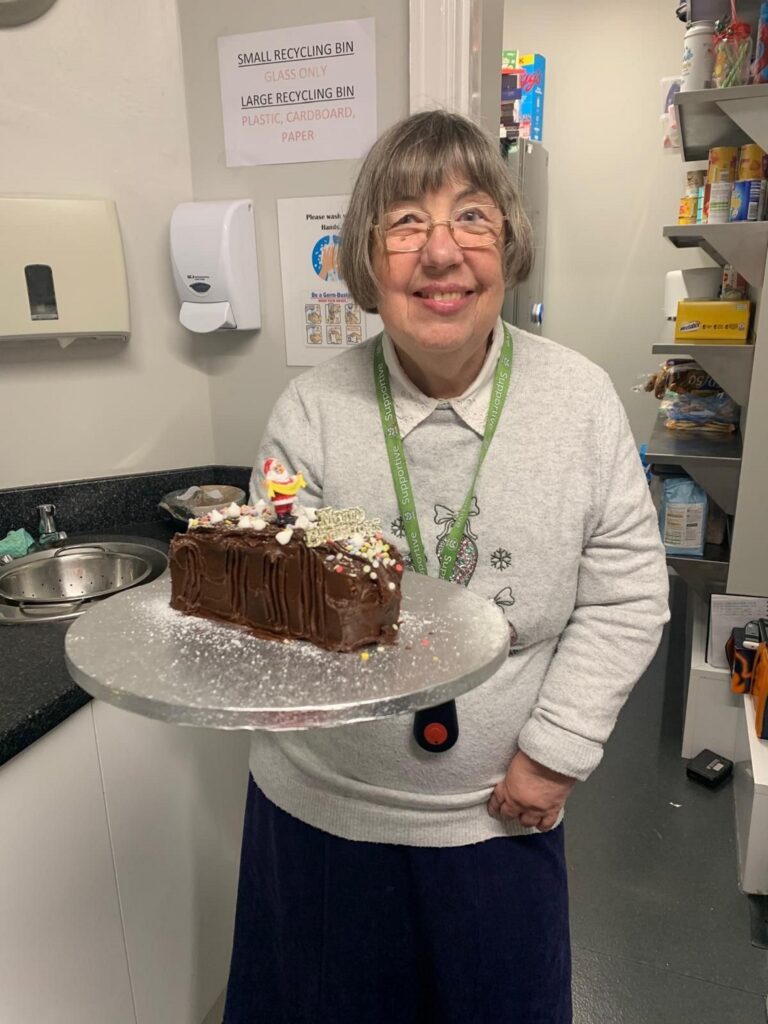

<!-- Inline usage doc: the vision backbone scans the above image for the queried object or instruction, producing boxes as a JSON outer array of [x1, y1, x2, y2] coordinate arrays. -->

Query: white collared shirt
[[381, 318, 505, 438]]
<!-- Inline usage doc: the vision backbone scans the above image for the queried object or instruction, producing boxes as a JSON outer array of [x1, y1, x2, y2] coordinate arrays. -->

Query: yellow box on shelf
[[675, 299, 752, 343]]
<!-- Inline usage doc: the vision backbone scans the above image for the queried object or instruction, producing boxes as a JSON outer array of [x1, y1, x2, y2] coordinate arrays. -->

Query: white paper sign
[[708, 594, 768, 668], [277, 195, 382, 367], [217, 19, 377, 167]]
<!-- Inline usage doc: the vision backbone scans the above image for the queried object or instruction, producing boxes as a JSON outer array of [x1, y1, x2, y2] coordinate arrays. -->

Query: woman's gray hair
[[339, 109, 534, 313]]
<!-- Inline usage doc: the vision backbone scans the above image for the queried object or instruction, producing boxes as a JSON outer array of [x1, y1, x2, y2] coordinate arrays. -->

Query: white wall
[[504, 0, 711, 441], [0, 0, 213, 490], [176, 0, 410, 469], [0, 0, 707, 491]]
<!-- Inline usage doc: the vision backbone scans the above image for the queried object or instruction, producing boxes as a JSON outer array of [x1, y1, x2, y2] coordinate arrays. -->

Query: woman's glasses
[[376, 205, 506, 252]]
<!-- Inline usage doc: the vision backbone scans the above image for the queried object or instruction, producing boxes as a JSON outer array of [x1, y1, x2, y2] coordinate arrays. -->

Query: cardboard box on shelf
[[518, 53, 546, 142], [674, 299, 752, 343]]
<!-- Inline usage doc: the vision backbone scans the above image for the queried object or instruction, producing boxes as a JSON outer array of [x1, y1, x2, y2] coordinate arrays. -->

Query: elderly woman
[[223, 110, 669, 1024]]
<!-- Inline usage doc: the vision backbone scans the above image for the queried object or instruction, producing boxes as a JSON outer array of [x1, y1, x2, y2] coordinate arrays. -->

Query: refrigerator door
[[502, 140, 548, 335]]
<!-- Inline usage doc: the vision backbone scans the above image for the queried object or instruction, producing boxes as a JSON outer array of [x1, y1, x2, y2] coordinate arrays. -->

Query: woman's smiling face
[[372, 178, 506, 371]]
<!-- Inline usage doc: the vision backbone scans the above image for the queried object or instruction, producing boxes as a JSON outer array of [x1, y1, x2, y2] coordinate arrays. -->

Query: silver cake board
[[64, 573, 510, 730]]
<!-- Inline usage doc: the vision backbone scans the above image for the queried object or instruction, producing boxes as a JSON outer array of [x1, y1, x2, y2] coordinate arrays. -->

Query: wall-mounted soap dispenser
[[170, 199, 261, 333], [0, 196, 130, 343]]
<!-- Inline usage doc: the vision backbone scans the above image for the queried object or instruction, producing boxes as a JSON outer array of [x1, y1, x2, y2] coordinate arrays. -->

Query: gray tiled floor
[[566, 577, 768, 1023]]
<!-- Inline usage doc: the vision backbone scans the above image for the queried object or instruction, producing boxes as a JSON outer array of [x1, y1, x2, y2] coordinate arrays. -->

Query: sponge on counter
[[0, 529, 36, 559]]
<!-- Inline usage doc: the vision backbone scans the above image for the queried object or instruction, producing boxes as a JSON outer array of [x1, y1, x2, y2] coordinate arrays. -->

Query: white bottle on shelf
[[680, 21, 715, 91]]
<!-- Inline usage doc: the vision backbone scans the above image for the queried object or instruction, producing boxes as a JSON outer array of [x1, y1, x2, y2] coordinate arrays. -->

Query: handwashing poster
[[278, 195, 382, 366]]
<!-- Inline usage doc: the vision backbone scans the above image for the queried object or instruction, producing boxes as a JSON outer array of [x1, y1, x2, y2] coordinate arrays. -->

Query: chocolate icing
[[169, 522, 402, 652]]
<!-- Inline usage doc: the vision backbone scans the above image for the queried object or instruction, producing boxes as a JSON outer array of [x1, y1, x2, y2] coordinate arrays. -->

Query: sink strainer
[[0, 545, 152, 604]]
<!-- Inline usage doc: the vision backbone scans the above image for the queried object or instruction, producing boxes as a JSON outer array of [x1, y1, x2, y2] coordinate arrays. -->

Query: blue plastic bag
[[659, 477, 708, 556]]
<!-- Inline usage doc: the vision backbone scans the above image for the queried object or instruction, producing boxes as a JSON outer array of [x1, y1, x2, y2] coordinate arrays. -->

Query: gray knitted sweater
[[248, 321, 670, 847]]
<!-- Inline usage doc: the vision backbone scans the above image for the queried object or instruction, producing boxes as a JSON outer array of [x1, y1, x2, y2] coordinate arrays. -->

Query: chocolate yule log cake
[[168, 501, 404, 652]]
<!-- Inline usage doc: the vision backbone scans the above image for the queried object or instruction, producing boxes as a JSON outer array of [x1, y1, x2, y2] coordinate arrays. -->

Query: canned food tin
[[703, 181, 733, 223], [707, 146, 739, 183], [685, 169, 706, 196], [730, 178, 766, 221], [737, 143, 768, 181], [678, 195, 698, 224]]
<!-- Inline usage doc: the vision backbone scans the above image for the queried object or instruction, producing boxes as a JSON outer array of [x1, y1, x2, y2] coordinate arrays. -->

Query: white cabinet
[[0, 705, 135, 1024], [0, 700, 250, 1023], [92, 701, 250, 1024], [734, 695, 768, 894], [681, 591, 744, 760]]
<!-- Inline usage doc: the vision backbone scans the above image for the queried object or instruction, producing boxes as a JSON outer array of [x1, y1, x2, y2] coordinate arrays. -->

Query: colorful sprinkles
[[188, 503, 403, 589]]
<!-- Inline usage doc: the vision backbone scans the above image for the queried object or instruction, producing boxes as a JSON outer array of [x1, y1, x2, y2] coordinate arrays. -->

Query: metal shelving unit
[[666, 545, 730, 601], [646, 414, 742, 514], [654, 87, 768, 600], [673, 3, 768, 902], [662, 222, 768, 289], [674, 83, 768, 162]]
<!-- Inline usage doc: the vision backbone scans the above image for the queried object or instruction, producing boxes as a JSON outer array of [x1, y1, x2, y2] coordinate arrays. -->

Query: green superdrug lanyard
[[373, 326, 513, 582]]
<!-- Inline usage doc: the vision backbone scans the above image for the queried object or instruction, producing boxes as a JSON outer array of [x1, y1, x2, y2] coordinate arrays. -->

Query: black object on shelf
[[686, 748, 734, 787]]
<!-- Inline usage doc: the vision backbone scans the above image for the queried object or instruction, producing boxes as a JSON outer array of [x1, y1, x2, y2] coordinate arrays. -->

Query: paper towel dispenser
[[170, 199, 261, 333], [0, 196, 130, 344]]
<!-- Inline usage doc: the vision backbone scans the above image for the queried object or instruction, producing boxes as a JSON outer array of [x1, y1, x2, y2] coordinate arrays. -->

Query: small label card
[[304, 506, 382, 547]]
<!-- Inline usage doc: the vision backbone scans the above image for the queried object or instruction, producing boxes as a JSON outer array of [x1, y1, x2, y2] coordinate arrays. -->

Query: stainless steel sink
[[0, 537, 168, 625]]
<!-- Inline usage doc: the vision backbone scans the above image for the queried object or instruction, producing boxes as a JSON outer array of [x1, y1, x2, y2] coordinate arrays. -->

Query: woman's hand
[[488, 750, 576, 831], [320, 240, 339, 280]]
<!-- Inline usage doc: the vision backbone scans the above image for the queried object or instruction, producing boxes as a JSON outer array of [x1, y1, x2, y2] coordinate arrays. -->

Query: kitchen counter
[[0, 521, 178, 769], [0, 464, 251, 769]]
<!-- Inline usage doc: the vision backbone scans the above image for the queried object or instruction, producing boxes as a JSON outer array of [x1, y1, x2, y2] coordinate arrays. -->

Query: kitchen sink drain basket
[[0, 546, 152, 604]]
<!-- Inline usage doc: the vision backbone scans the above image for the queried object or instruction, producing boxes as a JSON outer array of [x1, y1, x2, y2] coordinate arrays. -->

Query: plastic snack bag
[[659, 477, 708, 556], [638, 358, 719, 400], [660, 77, 682, 150], [638, 358, 739, 432], [660, 389, 740, 432]]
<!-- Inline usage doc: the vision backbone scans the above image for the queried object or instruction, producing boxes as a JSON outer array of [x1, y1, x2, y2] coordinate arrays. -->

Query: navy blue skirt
[[224, 777, 572, 1024]]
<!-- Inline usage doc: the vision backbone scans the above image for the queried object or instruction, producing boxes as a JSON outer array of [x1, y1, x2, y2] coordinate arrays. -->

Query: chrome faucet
[[37, 504, 68, 548]]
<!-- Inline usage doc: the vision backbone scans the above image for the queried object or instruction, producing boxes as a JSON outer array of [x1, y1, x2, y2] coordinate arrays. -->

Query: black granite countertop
[[0, 465, 251, 770], [0, 522, 178, 769]]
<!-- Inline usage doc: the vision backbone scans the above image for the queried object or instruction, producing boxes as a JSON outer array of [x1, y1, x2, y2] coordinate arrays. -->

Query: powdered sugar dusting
[[66, 576, 509, 730]]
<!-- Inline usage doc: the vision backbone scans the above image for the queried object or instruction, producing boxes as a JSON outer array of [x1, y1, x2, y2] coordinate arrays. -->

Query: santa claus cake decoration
[[261, 458, 306, 523]]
